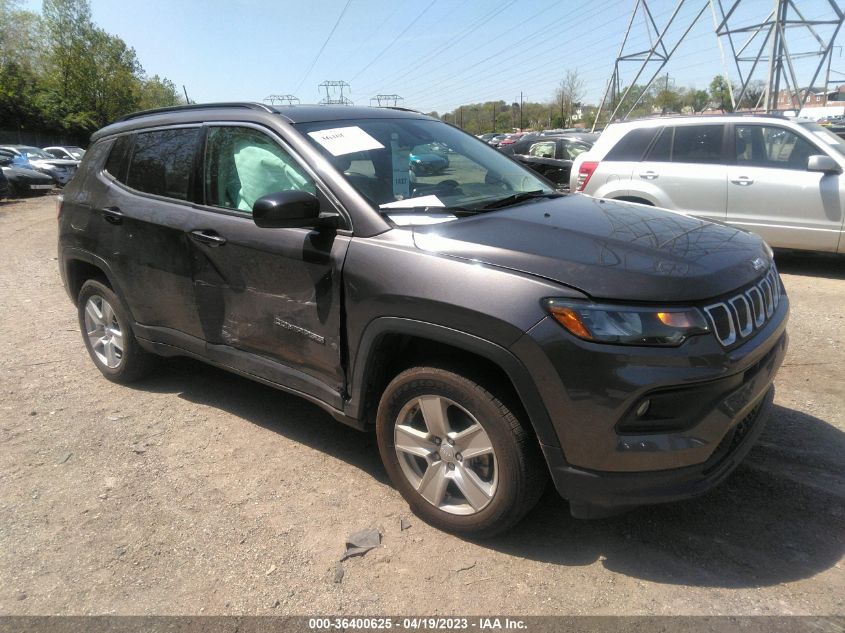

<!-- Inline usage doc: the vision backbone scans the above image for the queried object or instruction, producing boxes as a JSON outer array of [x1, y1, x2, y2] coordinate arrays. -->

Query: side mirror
[[252, 190, 320, 228], [807, 155, 842, 174]]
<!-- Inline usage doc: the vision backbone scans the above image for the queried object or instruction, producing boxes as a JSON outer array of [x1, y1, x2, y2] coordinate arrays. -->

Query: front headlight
[[544, 299, 710, 347]]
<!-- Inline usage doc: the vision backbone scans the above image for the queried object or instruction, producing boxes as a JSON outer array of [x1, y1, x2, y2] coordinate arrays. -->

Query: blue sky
[[23, 0, 845, 113]]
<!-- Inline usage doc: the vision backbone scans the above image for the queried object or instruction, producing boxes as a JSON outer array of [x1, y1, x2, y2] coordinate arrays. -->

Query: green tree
[[709, 75, 734, 112], [684, 88, 710, 113], [654, 88, 682, 114]]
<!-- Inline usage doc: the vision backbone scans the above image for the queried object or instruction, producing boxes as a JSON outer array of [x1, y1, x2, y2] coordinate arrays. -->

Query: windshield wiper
[[475, 190, 563, 211]]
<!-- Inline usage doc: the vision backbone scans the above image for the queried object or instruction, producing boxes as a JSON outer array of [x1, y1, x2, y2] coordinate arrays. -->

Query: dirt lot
[[0, 195, 843, 616]]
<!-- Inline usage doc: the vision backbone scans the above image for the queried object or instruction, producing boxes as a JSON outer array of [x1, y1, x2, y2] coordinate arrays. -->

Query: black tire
[[77, 279, 156, 383], [376, 365, 547, 538]]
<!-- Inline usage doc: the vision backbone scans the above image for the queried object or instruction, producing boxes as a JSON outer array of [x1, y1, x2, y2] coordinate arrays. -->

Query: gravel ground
[[0, 195, 843, 616]]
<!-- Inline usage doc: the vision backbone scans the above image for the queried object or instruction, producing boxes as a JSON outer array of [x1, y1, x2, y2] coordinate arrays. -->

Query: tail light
[[575, 161, 599, 192], [56, 194, 64, 218]]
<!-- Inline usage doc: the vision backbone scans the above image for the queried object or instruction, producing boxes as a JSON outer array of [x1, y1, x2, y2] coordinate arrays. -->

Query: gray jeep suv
[[58, 103, 789, 536]]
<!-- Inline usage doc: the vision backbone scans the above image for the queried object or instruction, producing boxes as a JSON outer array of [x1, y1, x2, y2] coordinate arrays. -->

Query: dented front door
[[187, 206, 350, 401]]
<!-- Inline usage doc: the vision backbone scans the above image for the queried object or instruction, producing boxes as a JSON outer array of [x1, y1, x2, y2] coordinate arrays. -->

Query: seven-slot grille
[[703, 265, 781, 347]]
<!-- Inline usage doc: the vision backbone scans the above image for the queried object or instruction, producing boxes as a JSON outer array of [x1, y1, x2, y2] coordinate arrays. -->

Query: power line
[[350, 0, 438, 82], [294, 0, 353, 93], [398, 0, 630, 102], [356, 0, 516, 95]]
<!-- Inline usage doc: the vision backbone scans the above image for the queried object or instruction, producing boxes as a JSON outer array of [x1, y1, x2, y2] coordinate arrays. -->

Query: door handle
[[101, 206, 123, 225], [639, 171, 659, 180], [731, 176, 754, 186], [190, 230, 227, 247]]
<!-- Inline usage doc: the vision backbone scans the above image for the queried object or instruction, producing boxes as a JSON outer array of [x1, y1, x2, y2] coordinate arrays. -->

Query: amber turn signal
[[549, 306, 593, 340], [657, 311, 697, 328]]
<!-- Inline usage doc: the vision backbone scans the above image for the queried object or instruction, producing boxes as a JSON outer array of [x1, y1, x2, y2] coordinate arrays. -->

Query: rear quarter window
[[605, 127, 660, 161], [126, 128, 200, 201], [104, 135, 132, 183]]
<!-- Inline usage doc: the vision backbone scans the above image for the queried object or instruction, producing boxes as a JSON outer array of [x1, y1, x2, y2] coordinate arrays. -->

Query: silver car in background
[[571, 115, 845, 253]]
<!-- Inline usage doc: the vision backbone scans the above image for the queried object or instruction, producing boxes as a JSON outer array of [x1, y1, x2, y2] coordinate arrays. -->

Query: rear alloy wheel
[[377, 366, 546, 537], [77, 280, 155, 383]]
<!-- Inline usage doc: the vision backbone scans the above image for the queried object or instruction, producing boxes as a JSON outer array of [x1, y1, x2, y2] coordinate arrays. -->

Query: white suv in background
[[571, 115, 845, 253]]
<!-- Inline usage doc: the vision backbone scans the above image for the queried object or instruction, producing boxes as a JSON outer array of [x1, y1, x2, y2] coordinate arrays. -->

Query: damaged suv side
[[59, 103, 788, 536]]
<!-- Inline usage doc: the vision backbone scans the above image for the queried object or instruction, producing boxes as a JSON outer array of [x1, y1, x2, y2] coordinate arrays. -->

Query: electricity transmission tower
[[370, 94, 404, 107], [594, 0, 845, 129], [318, 80, 353, 106], [263, 94, 300, 105], [595, 0, 712, 126], [715, 0, 844, 112]]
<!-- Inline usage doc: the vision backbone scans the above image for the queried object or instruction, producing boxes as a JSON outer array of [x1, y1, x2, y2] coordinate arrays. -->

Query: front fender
[[346, 317, 560, 448]]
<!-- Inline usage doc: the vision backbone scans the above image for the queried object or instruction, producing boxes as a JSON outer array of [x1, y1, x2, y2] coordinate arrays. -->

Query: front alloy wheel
[[377, 365, 547, 537], [394, 395, 498, 515]]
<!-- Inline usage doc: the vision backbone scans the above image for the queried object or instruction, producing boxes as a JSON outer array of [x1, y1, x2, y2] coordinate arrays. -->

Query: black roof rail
[[381, 106, 427, 115], [115, 102, 278, 123], [633, 111, 792, 122]]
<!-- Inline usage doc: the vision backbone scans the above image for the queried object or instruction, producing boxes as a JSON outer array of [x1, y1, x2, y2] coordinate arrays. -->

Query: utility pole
[[492, 103, 497, 132], [519, 92, 524, 130], [459, 106, 463, 129]]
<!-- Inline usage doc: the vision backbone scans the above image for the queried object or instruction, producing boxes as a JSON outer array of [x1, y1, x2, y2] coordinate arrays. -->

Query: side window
[[126, 128, 200, 200], [204, 126, 315, 214], [605, 127, 659, 161], [645, 127, 672, 162], [672, 125, 724, 164], [528, 141, 556, 158], [104, 135, 132, 183], [561, 140, 590, 160], [736, 125, 819, 170]]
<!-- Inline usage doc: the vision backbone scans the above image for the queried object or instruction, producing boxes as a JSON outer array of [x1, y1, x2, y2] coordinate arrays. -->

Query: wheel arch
[[612, 195, 655, 206], [60, 249, 136, 322], [346, 317, 560, 449]]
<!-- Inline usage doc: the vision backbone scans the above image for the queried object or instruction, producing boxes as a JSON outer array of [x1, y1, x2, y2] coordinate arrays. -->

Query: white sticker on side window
[[307, 126, 384, 156]]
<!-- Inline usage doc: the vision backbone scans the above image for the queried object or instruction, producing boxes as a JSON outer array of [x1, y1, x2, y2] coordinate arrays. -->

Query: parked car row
[[0, 144, 85, 199], [475, 129, 600, 190], [0, 150, 56, 198]]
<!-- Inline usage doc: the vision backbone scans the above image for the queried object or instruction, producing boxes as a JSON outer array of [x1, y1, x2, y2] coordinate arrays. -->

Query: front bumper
[[544, 381, 776, 517], [510, 290, 788, 514]]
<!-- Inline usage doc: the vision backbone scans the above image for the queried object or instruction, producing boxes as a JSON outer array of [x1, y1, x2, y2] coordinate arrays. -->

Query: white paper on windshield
[[307, 126, 384, 156], [387, 214, 458, 226], [379, 195, 445, 209]]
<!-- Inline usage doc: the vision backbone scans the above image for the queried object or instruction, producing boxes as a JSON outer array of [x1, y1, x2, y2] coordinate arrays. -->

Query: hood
[[1, 165, 54, 181], [412, 196, 771, 303]]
